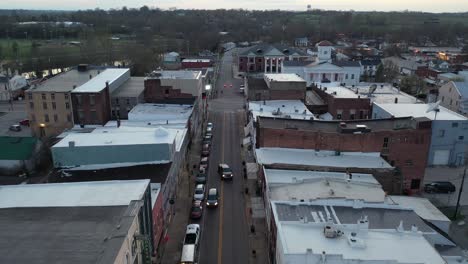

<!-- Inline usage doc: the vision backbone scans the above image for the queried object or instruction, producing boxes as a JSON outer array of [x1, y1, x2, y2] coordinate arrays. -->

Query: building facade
[[111, 77, 145, 119], [439, 79, 468, 116], [256, 116, 432, 192]]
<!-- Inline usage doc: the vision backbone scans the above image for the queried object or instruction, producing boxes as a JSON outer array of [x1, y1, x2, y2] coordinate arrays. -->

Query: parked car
[[206, 188, 219, 208], [218, 163, 233, 180], [200, 157, 209, 170], [190, 200, 203, 219], [207, 122, 213, 130], [205, 132, 213, 139], [194, 184, 205, 201], [202, 144, 210, 156], [9, 124, 21, 132], [424, 181, 456, 193], [183, 224, 200, 246], [202, 136, 212, 145], [19, 119, 30, 126], [195, 173, 207, 184]]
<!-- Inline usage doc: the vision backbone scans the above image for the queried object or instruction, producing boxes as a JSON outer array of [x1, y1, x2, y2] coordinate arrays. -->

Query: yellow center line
[[217, 112, 226, 264]]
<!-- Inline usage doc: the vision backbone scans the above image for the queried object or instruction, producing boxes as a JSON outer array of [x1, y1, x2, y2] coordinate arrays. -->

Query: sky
[[2, 0, 468, 12]]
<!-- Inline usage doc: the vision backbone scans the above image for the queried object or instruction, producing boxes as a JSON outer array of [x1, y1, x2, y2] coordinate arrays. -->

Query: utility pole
[[453, 166, 467, 220]]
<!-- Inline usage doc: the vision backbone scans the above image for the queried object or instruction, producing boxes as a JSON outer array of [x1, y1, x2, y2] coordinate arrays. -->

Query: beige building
[[439, 79, 468, 116], [26, 67, 101, 137]]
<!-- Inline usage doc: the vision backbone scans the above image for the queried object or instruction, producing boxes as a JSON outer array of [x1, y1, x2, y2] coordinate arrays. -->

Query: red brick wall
[[270, 90, 305, 101], [152, 191, 164, 255], [257, 126, 431, 191], [312, 86, 371, 119], [416, 67, 439, 79], [144, 79, 195, 103], [182, 61, 213, 69], [72, 88, 111, 126]]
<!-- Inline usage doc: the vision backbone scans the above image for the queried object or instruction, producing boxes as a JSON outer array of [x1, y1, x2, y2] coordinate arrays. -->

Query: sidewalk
[[158, 121, 203, 264]]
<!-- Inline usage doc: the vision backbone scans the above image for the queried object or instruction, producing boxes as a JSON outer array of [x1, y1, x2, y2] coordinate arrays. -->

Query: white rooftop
[[264, 169, 379, 185], [348, 83, 420, 104], [374, 103, 467, 121], [249, 100, 316, 121], [256, 148, 393, 169], [53, 127, 180, 147], [264, 73, 306, 82], [0, 180, 150, 208], [72, 68, 130, 93], [182, 59, 211, 63], [128, 104, 193, 122], [388, 196, 451, 223], [278, 223, 446, 264], [321, 85, 360, 98], [148, 70, 201, 80]]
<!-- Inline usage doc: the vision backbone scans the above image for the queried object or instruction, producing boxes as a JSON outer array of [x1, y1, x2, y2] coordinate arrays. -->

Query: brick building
[[237, 44, 311, 73], [246, 74, 307, 101], [144, 70, 202, 104], [312, 84, 371, 120], [71, 68, 130, 126], [255, 116, 432, 193]]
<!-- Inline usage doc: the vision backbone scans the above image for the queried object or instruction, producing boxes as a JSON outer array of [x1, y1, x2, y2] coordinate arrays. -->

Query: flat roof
[[53, 127, 180, 147], [147, 70, 201, 80], [111, 77, 145, 97], [348, 83, 420, 104], [257, 115, 428, 133], [29, 68, 102, 92], [264, 169, 385, 202], [256, 148, 393, 169], [249, 100, 316, 121], [128, 104, 193, 122], [264, 73, 306, 82], [278, 223, 445, 263], [321, 85, 361, 98], [73, 68, 130, 93], [374, 103, 467, 121], [0, 205, 137, 264], [0, 180, 149, 208], [387, 196, 451, 223]]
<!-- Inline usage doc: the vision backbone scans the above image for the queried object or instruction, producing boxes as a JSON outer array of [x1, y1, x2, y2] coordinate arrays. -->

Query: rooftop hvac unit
[[323, 224, 342, 238]]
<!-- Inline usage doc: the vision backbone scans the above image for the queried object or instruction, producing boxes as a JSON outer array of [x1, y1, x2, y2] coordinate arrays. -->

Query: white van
[[180, 244, 197, 264]]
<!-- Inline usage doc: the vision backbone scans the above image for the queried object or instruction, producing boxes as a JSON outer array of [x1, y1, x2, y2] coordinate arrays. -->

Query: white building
[[282, 41, 361, 87], [438, 72, 468, 116]]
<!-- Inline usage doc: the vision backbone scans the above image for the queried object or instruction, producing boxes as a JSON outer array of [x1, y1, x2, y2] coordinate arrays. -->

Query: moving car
[[206, 188, 219, 208], [19, 119, 30, 126], [424, 181, 456, 193], [183, 224, 200, 246], [190, 200, 203, 219], [218, 163, 233, 180], [193, 184, 205, 201], [9, 124, 21, 132], [180, 244, 196, 264], [239, 84, 245, 94], [195, 173, 207, 184]]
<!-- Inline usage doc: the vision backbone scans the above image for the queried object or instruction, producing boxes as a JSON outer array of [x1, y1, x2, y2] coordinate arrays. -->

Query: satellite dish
[[368, 84, 377, 95], [426, 100, 441, 113]]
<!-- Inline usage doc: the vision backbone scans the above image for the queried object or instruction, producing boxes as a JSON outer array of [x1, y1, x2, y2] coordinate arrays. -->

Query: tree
[[400, 75, 425, 95], [11, 41, 18, 59], [375, 64, 385, 82], [380, 61, 399, 83]]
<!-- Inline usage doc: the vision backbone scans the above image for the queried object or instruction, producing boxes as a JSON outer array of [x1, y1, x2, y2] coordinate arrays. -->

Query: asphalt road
[[196, 49, 250, 264]]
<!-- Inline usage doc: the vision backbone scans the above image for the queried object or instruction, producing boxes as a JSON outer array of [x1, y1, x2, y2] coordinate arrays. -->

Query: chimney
[[68, 141, 75, 148], [397, 221, 404, 232], [411, 225, 418, 233], [394, 97, 398, 104]]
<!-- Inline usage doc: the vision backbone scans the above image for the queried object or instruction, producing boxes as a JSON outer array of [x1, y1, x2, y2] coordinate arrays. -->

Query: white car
[[184, 224, 200, 246], [194, 184, 205, 201], [207, 122, 213, 130]]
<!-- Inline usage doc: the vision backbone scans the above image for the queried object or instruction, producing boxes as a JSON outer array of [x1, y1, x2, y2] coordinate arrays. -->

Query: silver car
[[193, 184, 205, 201]]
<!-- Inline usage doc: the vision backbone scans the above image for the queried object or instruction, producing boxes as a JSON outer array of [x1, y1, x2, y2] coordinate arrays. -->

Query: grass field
[[0, 39, 33, 60]]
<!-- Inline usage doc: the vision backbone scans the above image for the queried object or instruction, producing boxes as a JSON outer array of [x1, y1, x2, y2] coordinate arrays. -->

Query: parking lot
[[423, 167, 468, 209], [0, 101, 31, 137]]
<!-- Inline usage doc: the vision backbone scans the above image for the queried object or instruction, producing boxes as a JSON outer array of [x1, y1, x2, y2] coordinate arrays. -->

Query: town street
[[197, 49, 250, 264]]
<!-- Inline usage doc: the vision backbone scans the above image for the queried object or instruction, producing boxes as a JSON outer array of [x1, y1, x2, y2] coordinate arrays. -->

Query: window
[[452, 122, 459, 128], [65, 102, 70, 109], [165, 89, 169, 95], [131, 239, 138, 257], [54, 114, 58, 122], [44, 114, 49, 122], [410, 179, 421, 190], [405, 160, 413, 166], [41, 93, 46, 100], [115, 98, 119, 104], [324, 51, 328, 54], [89, 95, 95, 106], [31, 114, 36, 121], [441, 96, 445, 102], [67, 114, 72, 122], [337, 114, 342, 119], [28, 93, 32, 100], [42, 102, 47, 110], [52, 102, 56, 110], [438, 129, 445, 137], [450, 99, 453, 105], [345, 74, 349, 79], [126, 98, 131, 105], [78, 111, 84, 120], [76, 95, 82, 106], [249, 57, 254, 63], [351, 74, 355, 79], [51, 93, 55, 100], [383, 137, 389, 148], [239, 58, 244, 63], [90, 110, 97, 122], [65, 93, 69, 100], [459, 136, 465, 140], [29, 102, 34, 109], [334, 74, 338, 81]]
